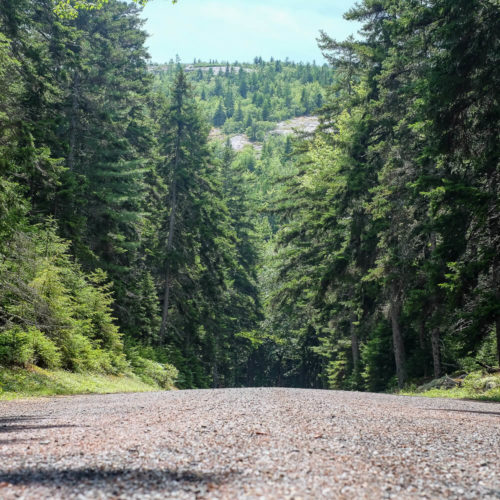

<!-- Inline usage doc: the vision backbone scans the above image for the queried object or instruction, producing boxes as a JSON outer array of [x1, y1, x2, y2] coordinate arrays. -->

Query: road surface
[[1, 388, 499, 499]]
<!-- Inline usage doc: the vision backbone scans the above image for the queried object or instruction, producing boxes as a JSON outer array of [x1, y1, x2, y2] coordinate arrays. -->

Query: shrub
[[361, 322, 396, 392], [462, 371, 500, 393], [0, 326, 61, 368], [131, 357, 178, 389], [126, 344, 178, 389], [0, 224, 128, 375], [458, 329, 498, 373]]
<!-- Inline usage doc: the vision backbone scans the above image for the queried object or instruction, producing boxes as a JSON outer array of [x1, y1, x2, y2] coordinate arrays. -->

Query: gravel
[[1, 388, 499, 499]]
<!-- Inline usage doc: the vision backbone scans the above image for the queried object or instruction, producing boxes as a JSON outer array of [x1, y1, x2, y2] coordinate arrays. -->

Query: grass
[[0, 365, 161, 400], [401, 371, 500, 403]]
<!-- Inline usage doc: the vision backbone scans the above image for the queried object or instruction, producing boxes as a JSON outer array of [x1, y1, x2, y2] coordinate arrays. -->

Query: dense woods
[[269, 0, 499, 390], [0, 0, 498, 393], [151, 58, 331, 136]]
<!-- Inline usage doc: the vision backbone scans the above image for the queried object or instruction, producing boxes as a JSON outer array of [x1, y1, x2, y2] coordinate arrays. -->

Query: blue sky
[[140, 0, 360, 64]]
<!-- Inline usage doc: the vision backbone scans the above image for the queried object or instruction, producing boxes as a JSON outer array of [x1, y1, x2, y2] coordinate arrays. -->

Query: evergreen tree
[[213, 100, 227, 126], [154, 71, 242, 386], [224, 88, 235, 118], [234, 102, 244, 122], [57, 1, 155, 339], [213, 77, 224, 97]]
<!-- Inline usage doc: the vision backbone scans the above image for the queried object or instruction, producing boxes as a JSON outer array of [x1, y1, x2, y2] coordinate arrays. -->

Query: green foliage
[[403, 371, 500, 403], [361, 324, 396, 393], [457, 329, 499, 373], [0, 327, 61, 369], [326, 353, 349, 390], [264, 0, 500, 392], [134, 358, 178, 389], [0, 224, 126, 374], [213, 100, 227, 126], [126, 348, 178, 389], [2, 0, 497, 397], [53, 0, 176, 19], [151, 59, 333, 136]]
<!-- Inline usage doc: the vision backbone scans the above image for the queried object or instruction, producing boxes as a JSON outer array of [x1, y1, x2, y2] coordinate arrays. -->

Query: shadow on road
[[0, 467, 235, 494], [0, 416, 42, 424], [0, 423, 84, 433], [0, 415, 87, 434]]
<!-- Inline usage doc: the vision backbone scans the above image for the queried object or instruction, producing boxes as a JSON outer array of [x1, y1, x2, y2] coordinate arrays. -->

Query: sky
[[140, 0, 360, 64]]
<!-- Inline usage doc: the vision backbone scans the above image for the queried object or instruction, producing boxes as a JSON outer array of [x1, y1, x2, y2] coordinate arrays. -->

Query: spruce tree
[[213, 100, 227, 127]]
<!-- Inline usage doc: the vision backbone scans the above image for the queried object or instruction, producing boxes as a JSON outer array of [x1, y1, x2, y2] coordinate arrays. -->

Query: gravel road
[[1, 388, 499, 499]]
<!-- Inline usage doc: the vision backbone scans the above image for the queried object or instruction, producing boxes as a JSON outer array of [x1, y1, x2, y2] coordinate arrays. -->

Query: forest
[[0, 0, 498, 394]]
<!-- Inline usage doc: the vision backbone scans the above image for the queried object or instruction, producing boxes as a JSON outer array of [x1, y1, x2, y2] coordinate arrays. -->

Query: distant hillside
[[210, 115, 320, 152], [151, 59, 334, 142]]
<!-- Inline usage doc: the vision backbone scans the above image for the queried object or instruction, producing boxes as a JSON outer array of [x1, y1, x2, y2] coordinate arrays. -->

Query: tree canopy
[[53, 0, 177, 19]]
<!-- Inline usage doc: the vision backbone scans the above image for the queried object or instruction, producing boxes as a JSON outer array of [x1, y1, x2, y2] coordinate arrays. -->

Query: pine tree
[[213, 77, 224, 97], [234, 102, 244, 122], [224, 88, 235, 118], [57, 1, 155, 338], [213, 100, 227, 126]]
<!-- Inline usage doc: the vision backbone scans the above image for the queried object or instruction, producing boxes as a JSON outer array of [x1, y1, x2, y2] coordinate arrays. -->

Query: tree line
[[0, 0, 260, 388], [152, 59, 332, 140], [265, 0, 499, 390]]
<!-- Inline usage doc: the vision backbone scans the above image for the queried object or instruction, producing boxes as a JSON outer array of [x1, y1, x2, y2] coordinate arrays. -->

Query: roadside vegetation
[[0, 366, 163, 400], [402, 371, 500, 403]]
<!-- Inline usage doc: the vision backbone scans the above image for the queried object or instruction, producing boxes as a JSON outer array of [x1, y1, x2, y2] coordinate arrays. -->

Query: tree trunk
[[212, 329, 220, 388], [159, 268, 172, 343], [487, 192, 500, 364], [350, 316, 360, 373], [159, 180, 177, 343], [496, 316, 500, 368], [418, 318, 425, 351], [277, 353, 283, 387], [418, 318, 428, 377], [427, 232, 441, 377], [390, 287, 406, 389], [493, 231, 500, 366], [431, 328, 441, 378], [212, 358, 219, 389]]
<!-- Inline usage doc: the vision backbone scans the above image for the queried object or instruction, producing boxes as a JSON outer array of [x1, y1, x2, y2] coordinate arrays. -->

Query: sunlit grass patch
[[401, 371, 500, 402], [0, 365, 159, 400]]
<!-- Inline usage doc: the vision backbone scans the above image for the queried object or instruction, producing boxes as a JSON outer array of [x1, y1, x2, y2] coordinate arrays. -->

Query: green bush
[[63, 333, 127, 374], [462, 371, 500, 393], [326, 352, 348, 389], [125, 343, 178, 389], [131, 356, 178, 389], [0, 327, 34, 367], [63, 333, 109, 372], [134, 357, 178, 389], [361, 322, 396, 392], [458, 329, 498, 373], [0, 225, 128, 375], [0, 326, 61, 368]]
